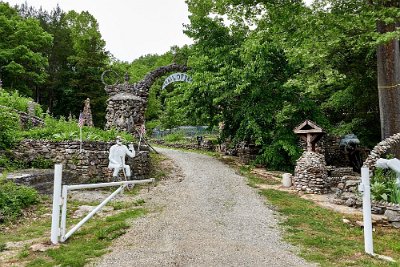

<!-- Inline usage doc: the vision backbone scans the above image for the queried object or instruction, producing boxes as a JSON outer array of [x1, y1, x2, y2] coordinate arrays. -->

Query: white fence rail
[[51, 164, 154, 244]]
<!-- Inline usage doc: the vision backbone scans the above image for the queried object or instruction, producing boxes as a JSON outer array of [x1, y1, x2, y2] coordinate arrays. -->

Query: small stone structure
[[294, 151, 329, 194], [105, 64, 189, 134], [82, 98, 94, 127], [13, 140, 151, 183], [237, 142, 259, 165], [293, 120, 330, 194]]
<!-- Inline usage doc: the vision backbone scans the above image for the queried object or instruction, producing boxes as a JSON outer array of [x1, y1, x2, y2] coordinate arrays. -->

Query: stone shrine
[[293, 120, 330, 194]]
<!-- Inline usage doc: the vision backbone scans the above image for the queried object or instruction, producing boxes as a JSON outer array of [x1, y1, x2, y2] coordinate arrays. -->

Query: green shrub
[[0, 89, 43, 117], [0, 179, 39, 223], [0, 154, 27, 171], [0, 108, 21, 149], [145, 120, 161, 135], [164, 131, 185, 143], [31, 156, 53, 169], [371, 168, 400, 204], [19, 116, 134, 142]]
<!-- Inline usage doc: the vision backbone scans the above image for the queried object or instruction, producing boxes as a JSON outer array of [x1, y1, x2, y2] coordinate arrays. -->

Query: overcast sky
[[4, 0, 314, 62], [4, 0, 193, 62]]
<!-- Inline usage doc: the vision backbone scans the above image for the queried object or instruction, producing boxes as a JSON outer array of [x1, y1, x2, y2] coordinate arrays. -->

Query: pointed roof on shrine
[[293, 120, 325, 134]]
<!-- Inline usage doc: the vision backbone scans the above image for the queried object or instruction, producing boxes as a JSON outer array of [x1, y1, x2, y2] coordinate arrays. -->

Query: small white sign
[[162, 73, 192, 89]]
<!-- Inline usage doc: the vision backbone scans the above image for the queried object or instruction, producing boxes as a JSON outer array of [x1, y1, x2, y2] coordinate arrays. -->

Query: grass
[[0, 190, 147, 267], [154, 143, 220, 158], [213, 152, 400, 267], [0, 148, 173, 267], [258, 188, 400, 266], [238, 165, 281, 187]]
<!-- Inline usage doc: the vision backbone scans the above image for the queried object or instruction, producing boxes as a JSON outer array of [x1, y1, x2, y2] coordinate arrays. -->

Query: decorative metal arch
[[101, 70, 121, 86]]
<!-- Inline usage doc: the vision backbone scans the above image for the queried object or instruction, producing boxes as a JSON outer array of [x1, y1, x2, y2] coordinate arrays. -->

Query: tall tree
[[0, 2, 52, 96], [373, 0, 400, 138]]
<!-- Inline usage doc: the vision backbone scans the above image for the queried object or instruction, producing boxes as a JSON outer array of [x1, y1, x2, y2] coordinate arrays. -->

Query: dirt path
[[90, 148, 315, 266]]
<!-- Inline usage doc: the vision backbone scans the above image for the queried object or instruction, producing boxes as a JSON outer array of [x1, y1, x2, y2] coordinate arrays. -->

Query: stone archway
[[363, 132, 400, 169], [104, 63, 189, 133]]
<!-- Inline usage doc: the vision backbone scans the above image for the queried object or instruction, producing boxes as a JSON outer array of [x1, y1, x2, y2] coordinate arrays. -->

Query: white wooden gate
[[50, 164, 154, 244]]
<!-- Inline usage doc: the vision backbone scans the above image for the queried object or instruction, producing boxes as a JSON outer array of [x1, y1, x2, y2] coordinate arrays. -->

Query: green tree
[[0, 2, 52, 96]]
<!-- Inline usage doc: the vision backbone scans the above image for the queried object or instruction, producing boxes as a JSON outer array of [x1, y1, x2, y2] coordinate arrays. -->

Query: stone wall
[[13, 140, 151, 183], [105, 92, 146, 133], [237, 142, 259, 165]]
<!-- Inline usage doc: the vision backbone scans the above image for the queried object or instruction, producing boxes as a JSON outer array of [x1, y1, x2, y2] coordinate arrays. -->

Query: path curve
[[92, 148, 315, 266]]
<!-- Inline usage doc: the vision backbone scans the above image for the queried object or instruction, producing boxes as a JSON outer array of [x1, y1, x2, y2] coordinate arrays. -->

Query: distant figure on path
[[108, 136, 135, 181]]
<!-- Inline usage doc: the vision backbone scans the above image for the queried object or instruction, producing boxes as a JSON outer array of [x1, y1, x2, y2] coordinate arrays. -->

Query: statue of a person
[[108, 136, 136, 181]]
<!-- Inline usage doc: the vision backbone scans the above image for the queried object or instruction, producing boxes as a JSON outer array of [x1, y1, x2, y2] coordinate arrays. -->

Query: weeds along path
[[91, 148, 315, 267]]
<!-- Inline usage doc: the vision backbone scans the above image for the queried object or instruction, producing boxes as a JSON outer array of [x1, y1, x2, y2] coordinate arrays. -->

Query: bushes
[[371, 168, 400, 204], [164, 132, 186, 143], [0, 178, 39, 223], [0, 89, 43, 117], [0, 107, 21, 149], [18, 116, 135, 142]]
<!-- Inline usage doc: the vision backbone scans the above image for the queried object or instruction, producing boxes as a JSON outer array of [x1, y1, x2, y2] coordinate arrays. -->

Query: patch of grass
[[239, 165, 280, 187], [0, 179, 40, 223], [1, 193, 147, 267], [149, 152, 172, 180], [260, 189, 400, 266], [27, 258, 54, 267], [18, 245, 30, 259], [39, 208, 145, 267]]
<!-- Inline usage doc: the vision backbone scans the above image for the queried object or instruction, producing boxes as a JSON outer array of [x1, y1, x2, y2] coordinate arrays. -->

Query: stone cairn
[[294, 151, 330, 194], [105, 64, 189, 134], [82, 98, 94, 127]]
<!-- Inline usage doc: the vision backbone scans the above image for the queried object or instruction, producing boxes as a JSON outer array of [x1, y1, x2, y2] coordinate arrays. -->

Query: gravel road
[[91, 148, 316, 267]]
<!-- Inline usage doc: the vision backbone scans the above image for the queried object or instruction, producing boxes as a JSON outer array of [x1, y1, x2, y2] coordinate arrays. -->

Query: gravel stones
[[91, 148, 315, 267]]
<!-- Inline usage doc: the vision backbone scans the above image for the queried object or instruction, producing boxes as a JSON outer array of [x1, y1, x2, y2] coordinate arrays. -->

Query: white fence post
[[51, 164, 63, 244], [361, 167, 374, 255]]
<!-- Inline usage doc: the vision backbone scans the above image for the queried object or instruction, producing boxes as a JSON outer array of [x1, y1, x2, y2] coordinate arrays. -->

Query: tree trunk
[[377, 21, 400, 139]]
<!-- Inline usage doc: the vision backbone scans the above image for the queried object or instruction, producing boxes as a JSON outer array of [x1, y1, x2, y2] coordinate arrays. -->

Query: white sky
[[4, 0, 193, 62], [4, 0, 314, 62]]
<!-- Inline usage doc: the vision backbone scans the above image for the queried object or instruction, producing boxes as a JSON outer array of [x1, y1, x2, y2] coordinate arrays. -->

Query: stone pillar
[[105, 93, 146, 133], [82, 98, 94, 127], [294, 151, 330, 194]]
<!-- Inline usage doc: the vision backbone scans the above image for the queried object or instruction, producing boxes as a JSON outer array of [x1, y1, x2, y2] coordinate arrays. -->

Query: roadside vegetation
[[0, 194, 146, 267], [237, 165, 400, 267], [0, 149, 170, 266]]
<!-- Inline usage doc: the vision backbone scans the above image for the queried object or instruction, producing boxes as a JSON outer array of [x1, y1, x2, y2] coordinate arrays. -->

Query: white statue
[[376, 158, 400, 187], [108, 136, 136, 181]]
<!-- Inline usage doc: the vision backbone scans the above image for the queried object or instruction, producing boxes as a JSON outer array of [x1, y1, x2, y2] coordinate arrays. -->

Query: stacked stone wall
[[237, 143, 259, 165], [13, 140, 150, 183]]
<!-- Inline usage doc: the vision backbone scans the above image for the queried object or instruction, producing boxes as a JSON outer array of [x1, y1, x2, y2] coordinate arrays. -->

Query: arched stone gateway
[[104, 63, 189, 133], [363, 132, 400, 169]]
